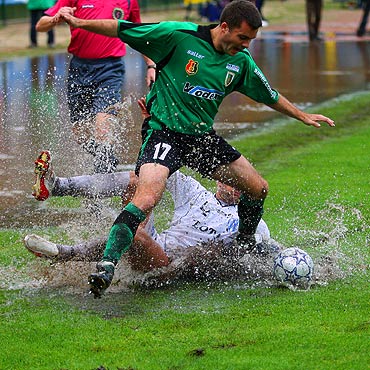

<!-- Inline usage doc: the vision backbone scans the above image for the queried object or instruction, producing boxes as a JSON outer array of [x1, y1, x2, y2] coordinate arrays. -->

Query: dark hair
[[220, 0, 262, 30]]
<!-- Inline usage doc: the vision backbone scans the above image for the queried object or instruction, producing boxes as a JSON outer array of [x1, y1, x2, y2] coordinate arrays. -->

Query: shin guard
[[237, 194, 265, 238], [103, 202, 146, 264]]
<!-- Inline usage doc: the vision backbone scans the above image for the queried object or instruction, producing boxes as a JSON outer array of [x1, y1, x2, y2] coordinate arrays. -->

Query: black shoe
[[236, 234, 282, 256], [356, 28, 365, 37], [88, 261, 115, 298]]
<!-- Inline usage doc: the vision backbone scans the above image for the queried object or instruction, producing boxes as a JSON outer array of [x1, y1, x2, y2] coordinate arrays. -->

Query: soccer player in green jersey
[[61, 0, 335, 297]]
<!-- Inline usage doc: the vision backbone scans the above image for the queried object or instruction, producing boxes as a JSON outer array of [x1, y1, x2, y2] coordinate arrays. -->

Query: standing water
[[1, 40, 369, 215], [0, 39, 369, 290], [1, 39, 369, 215]]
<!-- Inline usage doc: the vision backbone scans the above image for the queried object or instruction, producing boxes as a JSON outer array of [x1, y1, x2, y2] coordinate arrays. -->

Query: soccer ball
[[273, 247, 314, 289]]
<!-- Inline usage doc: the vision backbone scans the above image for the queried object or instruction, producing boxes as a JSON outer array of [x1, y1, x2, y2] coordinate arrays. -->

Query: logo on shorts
[[113, 8, 124, 20], [185, 59, 199, 75]]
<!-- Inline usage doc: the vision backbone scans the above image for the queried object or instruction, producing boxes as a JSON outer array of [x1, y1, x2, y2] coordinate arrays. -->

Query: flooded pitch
[[0, 39, 369, 295]]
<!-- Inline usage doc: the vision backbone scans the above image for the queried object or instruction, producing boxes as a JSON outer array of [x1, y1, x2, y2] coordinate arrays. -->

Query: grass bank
[[1, 91, 369, 369]]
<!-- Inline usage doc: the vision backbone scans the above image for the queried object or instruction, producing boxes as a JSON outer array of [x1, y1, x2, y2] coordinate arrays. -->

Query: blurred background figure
[[184, 0, 204, 20], [356, 0, 369, 36], [199, 0, 223, 21], [306, 0, 323, 41], [188, 0, 229, 22], [184, 0, 231, 22], [256, 0, 269, 26], [27, 0, 55, 48]]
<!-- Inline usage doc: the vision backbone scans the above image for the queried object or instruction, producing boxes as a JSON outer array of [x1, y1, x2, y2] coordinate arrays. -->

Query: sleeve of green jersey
[[236, 53, 279, 105], [117, 20, 197, 63]]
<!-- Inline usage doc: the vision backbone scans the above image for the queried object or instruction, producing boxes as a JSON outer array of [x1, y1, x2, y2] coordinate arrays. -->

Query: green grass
[[1, 91, 369, 369]]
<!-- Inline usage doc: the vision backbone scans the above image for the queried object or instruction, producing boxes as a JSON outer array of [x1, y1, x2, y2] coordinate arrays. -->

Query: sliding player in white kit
[[25, 152, 277, 272]]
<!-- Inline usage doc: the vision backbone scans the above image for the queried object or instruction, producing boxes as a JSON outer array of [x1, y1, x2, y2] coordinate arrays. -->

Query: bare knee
[[132, 191, 161, 215], [242, 177, 269, 200], [260, 179, 269, 199]]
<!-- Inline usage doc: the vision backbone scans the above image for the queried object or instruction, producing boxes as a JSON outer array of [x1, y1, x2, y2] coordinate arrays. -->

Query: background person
[[27, 0, 55, 48], [36, 0, 155, 173], [255, 0, 268, 26], [356, 0, 369, 36], [306, 0, 323, 41]]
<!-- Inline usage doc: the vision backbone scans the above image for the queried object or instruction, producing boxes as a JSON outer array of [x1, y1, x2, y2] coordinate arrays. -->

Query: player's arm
[[36, 7, 76, 32], [143, 55, 156, 87], [61, 13, 119, 37], [268, 93, 335, 128], [36, 15, 56, 32]]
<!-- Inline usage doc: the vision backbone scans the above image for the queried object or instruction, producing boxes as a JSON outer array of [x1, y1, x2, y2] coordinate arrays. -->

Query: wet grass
[[1, 91, 370, 369], [0, 276, 369, 369]]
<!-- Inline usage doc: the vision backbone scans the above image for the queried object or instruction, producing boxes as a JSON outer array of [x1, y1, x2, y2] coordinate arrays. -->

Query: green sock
[[238, 195, 265, 237], [103, 223, 134, 264], [103, 202, 146, 264]]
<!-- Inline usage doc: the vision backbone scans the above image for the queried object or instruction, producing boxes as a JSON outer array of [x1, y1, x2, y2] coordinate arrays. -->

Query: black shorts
[[67, 56, 125, 124], [135, 124, 241, 178]]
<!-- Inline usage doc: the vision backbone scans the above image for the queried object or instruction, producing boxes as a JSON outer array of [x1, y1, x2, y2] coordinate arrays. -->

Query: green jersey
[[117, 20, 279, 135]]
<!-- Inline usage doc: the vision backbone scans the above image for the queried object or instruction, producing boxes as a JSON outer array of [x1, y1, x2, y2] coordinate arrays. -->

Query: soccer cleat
[[24, 234, 59, 258], [32, 150, 55, 201], [237, 234, 282, 257], [88, 261, 115, 298], [253, 237, 282, 256]]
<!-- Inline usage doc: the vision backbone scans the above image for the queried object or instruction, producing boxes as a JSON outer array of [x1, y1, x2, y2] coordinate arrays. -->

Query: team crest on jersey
[[225, 71, 235, 87], [185, 59, 199, 75], [112, 8, 124, 20]]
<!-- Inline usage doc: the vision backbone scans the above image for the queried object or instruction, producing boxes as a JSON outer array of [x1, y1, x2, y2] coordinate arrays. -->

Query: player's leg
[[29, 10, 39, 47], [127, 226, 170, 272], [88, 126, 183, 297], [24, 234, 106, 262], [90, 113, 119, 173], [212, 155, 268, 247], [89, 163, 169, 298], [209, 150, 280, 255], [54, 171, 134, 198], [32, 150, 135, 200], [186, 132, 267, 246], [89, 58, 125, 173]]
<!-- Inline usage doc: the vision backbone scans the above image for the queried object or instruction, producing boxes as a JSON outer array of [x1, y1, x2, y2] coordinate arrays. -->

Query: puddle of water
[[0, 40, 369, 218]]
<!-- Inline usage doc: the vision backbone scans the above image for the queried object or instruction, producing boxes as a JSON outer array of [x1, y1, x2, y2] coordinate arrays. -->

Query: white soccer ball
[[273, 247, 314, 289]]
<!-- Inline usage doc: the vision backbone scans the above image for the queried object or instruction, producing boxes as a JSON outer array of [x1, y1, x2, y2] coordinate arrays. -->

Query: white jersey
[[145, 171, 270, 255]]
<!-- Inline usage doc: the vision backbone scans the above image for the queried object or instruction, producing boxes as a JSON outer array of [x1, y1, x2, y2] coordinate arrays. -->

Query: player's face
[[219, 21, 258, 55], [216, 182, 241, 205]]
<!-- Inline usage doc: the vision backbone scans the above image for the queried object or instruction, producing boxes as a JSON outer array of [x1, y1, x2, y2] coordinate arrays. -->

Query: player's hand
[[52, 7, 76, 24], [146, 67, 156, 88], [302, 113, 335, 128], [60, 12, 80, 28], [270, 94, 335, 129], [137, 97, 150, 119]]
